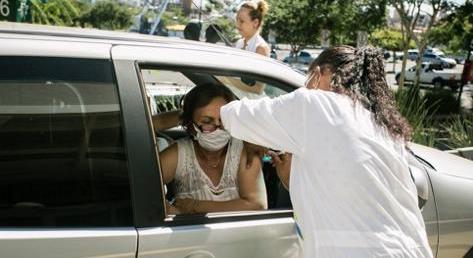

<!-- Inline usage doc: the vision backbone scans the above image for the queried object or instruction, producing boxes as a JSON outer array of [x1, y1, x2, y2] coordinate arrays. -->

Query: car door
[[111, 44, 303, 258], [0, 38, 137, 258]]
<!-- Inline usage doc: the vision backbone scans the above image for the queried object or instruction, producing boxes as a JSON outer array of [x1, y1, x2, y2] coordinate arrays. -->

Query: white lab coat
[[220, 88, 433, 258]]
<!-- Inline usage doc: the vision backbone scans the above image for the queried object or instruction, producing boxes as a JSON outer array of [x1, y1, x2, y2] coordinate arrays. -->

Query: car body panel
[[411, 144, 473, 180], [0, 35, 111, 59], [111, 45, 306, 88], [411, 143, 473, 257], [137, 218, 299, 258], [0, 229, 137, 258]]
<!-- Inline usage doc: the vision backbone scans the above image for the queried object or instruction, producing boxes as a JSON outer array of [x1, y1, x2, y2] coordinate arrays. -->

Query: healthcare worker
[[220, 46, 433, 258]]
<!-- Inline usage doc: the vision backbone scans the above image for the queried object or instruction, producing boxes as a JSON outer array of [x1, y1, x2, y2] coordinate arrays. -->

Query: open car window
[[138, 66, 294, 223]]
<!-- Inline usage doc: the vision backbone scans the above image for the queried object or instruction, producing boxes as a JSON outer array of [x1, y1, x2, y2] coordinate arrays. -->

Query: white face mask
[[193, 124, 231, 151]]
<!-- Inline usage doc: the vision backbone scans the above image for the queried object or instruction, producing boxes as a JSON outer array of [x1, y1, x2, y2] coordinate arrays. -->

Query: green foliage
[[264, 0, 387, 51], [264, 0, 317, 52], [423, 89, 460, 116], [78, 0, 138, 31], [443, 115, 473, 149], [31, 0, 81, 26], [154, 95, 182, 114], [160, 5, 189, 27], [370, 28, 415, 50], [213, 16, 239, 42], [429, 2, 473, 53], [395, 86, 437, 147]]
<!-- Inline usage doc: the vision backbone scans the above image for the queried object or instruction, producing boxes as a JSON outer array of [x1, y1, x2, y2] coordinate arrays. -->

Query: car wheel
[[450, 84, 459, 91], [433, 78, 444, 89]]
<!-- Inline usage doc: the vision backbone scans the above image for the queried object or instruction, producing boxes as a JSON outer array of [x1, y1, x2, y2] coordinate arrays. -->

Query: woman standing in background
[[235, 0, 270, 57]]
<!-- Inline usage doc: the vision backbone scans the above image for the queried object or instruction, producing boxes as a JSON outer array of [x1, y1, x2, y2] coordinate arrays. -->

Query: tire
[[433, 78, 444, 89], [395, 74, 400, 85]]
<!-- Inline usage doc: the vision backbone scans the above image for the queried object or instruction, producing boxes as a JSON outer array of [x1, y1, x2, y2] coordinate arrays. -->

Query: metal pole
[[199, 0, 202, 22], [149, 0, 170, 35]]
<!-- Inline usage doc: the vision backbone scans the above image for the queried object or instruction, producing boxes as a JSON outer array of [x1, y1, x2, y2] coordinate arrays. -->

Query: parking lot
[[274, 48, 472, 110]]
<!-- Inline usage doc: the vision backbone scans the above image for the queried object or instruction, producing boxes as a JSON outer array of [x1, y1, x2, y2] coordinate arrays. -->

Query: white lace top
[[174, 137, 243, 201]]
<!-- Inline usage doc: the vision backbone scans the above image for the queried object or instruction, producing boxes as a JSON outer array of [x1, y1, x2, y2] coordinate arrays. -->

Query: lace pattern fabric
[[174, 137, 242, 201]]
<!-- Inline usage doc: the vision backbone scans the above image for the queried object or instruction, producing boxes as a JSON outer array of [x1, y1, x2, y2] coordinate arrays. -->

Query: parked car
[[283, 50, 314, 64], [1, 23, 473, 258], [270, 49, 278, 59], [423, 53, 457, 68], [408, 49, 420, 61], [396, 63, 462, 90], [383, 49, 391, 60]]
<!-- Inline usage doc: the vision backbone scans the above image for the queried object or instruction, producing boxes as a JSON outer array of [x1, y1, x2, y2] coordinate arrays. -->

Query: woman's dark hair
[[309, 45, 412, 141], [239, 0, 269, 28], [180, 83, 236, 133]]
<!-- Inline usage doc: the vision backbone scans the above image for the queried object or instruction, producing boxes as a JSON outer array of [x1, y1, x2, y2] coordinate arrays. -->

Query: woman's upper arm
[[256, 45, 270, 57], [159, 143, 178, 184], [237, 148, 267, 209]]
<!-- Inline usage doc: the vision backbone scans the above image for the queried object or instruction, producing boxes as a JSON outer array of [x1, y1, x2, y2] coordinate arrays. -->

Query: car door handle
[[184, 250, 216, 258]]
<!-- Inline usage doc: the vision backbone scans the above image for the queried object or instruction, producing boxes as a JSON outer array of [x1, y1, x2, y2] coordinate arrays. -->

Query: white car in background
[[423, 53, 457, 68], [1, 22, 473, 258], [395, 63, 462, 90]]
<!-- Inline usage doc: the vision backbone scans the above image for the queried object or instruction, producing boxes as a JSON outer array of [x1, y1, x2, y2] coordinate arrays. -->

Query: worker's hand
[[268, 151, 292, 190], [244, 141, 268, 169]]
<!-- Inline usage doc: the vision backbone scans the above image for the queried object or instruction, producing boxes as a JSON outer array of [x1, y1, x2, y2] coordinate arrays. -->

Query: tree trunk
[[399, 47, 409, 89]]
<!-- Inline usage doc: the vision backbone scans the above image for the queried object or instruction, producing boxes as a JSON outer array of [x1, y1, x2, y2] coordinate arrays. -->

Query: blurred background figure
[[184, 21, 201, 41], [205, 24, 222, 44]]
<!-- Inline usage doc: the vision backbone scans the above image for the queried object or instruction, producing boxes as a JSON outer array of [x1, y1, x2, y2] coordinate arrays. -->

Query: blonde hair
[[239, 0, 269, 28]]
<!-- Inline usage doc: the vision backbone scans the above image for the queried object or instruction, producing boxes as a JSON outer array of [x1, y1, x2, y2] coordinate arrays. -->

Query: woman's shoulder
[[255, 35, 269, 48]]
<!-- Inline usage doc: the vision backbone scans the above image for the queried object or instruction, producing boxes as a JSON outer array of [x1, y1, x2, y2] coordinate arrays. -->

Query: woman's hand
[[166, 200, 179, 215], [268, 151, 292, 190], [174, 198, 199, 214]]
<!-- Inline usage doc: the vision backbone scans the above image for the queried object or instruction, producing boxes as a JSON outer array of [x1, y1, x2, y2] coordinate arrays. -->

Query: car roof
[[0, 22, 244, 56], [0, 22, 306, 87]]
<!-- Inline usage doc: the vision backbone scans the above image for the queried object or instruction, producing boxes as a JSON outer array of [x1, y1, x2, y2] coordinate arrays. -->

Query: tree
[[322, 0, 388, 45], [78, 0, 137, 31], [429, 1, 473, 53], [390, 0, 450, 89], [370, 28, 408, 51], [264, 0, 319, 54], [31, 0, 81, 26], [264, 0, 387, 54]]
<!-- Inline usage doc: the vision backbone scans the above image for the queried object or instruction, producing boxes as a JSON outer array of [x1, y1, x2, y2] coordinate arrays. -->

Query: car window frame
[[136, 62, 297, 227]]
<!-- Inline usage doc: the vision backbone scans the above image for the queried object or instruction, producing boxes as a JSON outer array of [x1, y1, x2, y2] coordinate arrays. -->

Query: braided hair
[[309, 45, 412, 142]]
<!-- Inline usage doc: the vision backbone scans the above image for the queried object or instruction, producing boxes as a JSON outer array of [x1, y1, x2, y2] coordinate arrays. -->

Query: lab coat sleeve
[[220, 89, 308, 155]]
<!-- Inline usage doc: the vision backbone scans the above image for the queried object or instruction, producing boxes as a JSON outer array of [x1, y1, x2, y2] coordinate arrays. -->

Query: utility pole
[[199, 0, 202, 22]]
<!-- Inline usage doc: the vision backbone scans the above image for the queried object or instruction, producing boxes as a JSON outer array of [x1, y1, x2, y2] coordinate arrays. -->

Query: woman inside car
[[157, 83, 267, 214]]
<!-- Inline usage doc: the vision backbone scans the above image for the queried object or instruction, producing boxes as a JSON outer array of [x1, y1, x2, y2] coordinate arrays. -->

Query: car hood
[[410, 143, 473, 180]]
